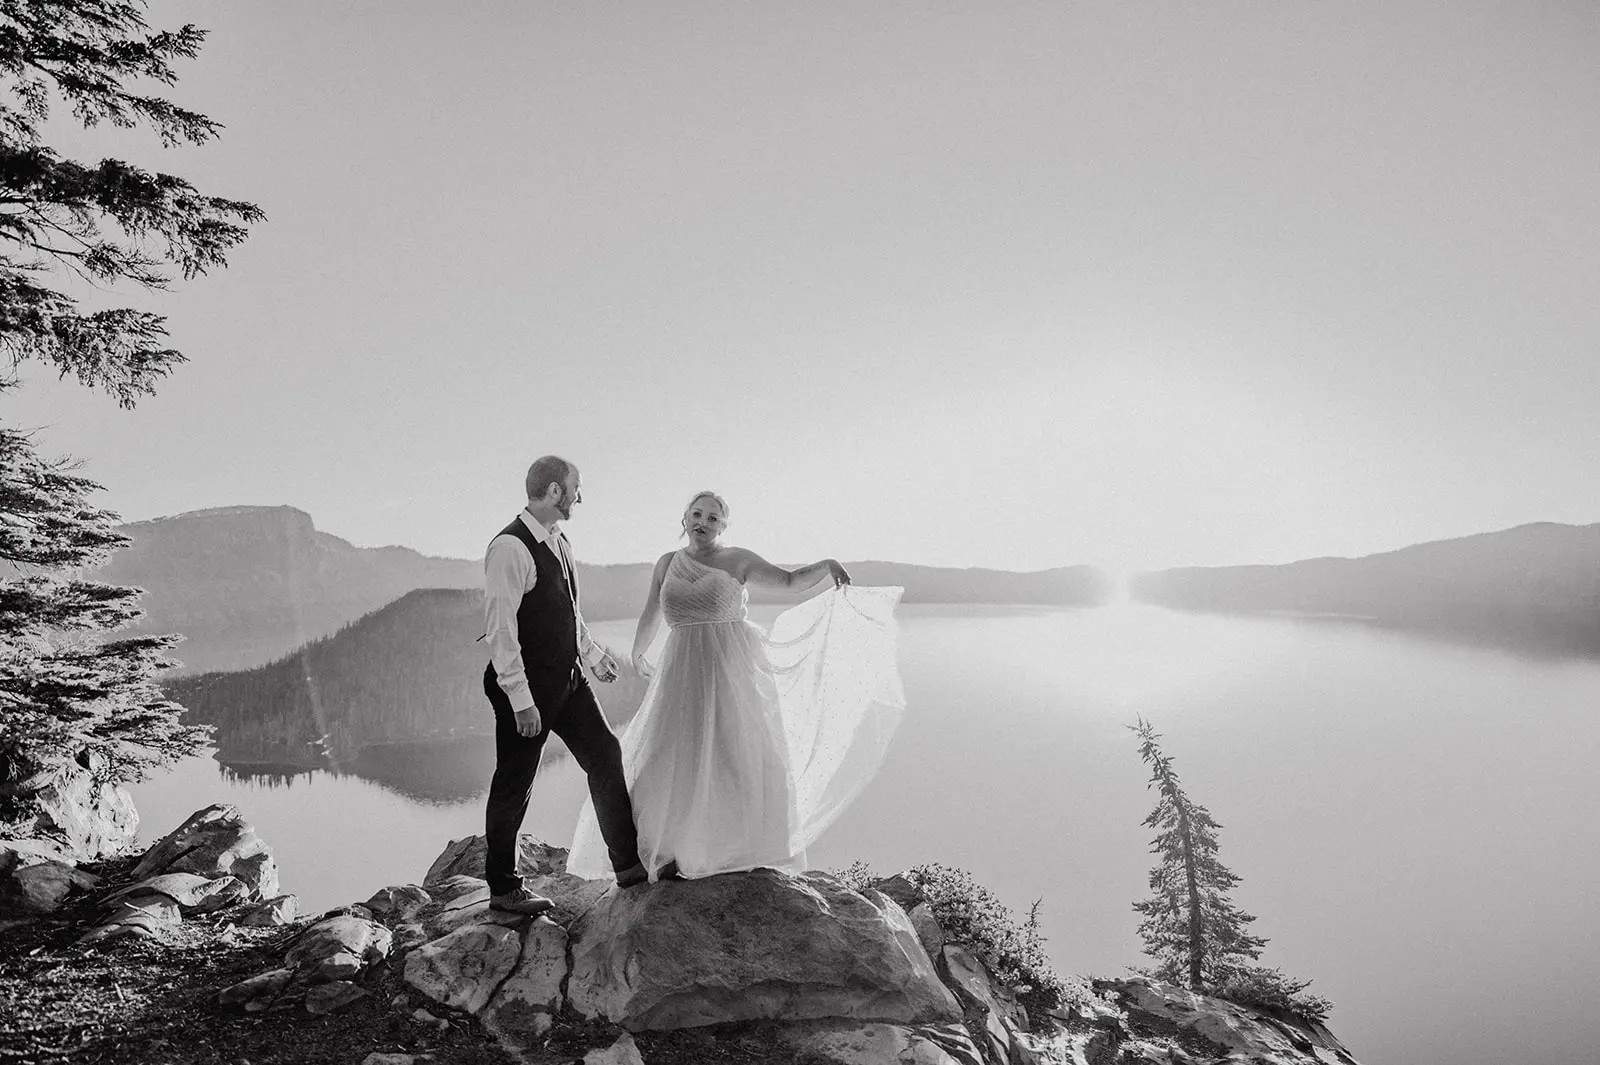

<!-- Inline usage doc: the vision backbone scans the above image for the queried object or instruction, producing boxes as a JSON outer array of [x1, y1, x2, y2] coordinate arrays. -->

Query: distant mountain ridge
[[94, 506, 483, 675], [1130, 522, 1600, 656], [105, 505, 1115, 675]]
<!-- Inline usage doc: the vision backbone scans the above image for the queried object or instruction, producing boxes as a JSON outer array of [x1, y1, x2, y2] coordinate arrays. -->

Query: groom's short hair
[[526, 455, 573, 502]]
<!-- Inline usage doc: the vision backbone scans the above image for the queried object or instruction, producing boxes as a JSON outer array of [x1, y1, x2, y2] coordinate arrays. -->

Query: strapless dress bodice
[[660, 550, 748, 627]]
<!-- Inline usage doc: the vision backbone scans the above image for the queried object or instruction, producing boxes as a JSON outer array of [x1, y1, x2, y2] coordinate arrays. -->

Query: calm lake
[[130, 603, 1600, 1065]]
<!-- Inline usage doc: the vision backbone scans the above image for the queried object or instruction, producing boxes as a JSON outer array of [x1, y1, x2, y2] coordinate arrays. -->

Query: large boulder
[[567, 868, 962, 1031], [132, 804, 279, 900], [5, 753, 139, 863]]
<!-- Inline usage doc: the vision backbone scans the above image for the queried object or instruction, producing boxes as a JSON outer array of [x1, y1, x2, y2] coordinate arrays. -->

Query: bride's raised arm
[[729, 548, 850, 591], [630, 552, 674, 675]]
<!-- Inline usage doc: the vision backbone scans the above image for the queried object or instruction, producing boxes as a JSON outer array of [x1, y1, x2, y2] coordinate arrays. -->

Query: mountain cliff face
[[100, 506, 1114, 675], [95, 507, 483, 675], [1130, 522, 1600, 655]]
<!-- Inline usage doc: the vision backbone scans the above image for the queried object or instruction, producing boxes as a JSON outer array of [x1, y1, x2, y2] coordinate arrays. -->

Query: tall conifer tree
[[1130, 717, 1267, 989], [0, 1, 259, 821]]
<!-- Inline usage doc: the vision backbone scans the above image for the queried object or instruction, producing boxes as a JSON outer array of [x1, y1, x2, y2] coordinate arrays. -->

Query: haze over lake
[[132, 603, 1600, 1065]]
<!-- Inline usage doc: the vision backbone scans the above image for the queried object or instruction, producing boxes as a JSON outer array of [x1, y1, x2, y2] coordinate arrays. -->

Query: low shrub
[[1210, 964, 1333, 1023]]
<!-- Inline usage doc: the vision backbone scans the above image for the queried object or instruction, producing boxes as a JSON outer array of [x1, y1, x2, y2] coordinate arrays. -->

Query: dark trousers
[[482, 662, 640, 894]]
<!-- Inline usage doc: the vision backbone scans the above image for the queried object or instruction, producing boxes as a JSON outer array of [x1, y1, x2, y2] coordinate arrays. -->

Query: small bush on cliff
[[831, 859, 1080, 1017], [1211, 963, 1332, 1022], [908, 862, 1074, 1016]]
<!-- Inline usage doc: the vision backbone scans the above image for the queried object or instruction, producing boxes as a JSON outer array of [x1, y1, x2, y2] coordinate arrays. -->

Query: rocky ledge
[[3, 804, 1362, 1065]]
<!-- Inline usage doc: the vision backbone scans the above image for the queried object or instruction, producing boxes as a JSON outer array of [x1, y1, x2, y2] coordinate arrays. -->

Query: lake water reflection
[[130, 604, 1600, 1065]]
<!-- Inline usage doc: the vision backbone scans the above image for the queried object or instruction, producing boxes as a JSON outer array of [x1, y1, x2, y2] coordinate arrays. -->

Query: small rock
[[777, 1020, 982, 1065], [410, 1007, 449, 1031], [100, 872, 246, 913], [482, 918, 568, 1037], [365, 884, 431, 922], [2, 855, 98, 915], [305, 980, 367, 1015], [425, 834, 567, 886], [313, 950, 364, 981], [404, 923, 520, 1015], [582, 1031, 643, 1065], [424, 874, 486, 908], [240, 893, 298, 927], [906, 901, 946, 961], [219, 967, 295, 1008], [284, 915, 392, 979], [870, 872, 926, 911], [76, 893, 182, 945]]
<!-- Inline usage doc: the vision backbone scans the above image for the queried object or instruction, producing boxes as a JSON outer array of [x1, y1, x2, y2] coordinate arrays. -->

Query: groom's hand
[[513, 706, 542, 737]]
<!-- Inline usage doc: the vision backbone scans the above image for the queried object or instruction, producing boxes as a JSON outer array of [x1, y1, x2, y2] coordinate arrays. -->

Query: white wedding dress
[[568, 550, 905, 879]]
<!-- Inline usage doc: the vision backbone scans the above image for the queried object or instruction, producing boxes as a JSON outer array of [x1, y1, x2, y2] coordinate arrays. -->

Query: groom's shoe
[[489, 885, 555, 916], [615, 862, 648, 889], [656, 859, 685, 882]]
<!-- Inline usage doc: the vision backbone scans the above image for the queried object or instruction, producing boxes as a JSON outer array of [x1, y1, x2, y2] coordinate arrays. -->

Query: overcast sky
[[10, 1, 1599, 572]]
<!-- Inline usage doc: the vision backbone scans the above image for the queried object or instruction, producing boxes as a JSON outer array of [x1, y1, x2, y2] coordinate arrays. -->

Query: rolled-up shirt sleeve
[[484, 534, 536, 714], [577, 609, 604, 668]]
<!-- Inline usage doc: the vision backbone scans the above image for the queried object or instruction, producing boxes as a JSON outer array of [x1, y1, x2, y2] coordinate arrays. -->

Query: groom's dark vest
[[495, 516, 579, 675]]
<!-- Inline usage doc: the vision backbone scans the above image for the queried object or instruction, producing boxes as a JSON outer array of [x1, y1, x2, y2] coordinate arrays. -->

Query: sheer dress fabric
[[567, 550, 905, 879]]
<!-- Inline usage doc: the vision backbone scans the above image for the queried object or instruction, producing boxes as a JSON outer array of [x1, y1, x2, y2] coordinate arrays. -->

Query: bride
[[568, 491, 905, 881]]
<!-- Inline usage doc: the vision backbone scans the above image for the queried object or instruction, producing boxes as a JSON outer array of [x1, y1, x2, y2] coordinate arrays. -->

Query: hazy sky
[[10, 1, 1599, 572]]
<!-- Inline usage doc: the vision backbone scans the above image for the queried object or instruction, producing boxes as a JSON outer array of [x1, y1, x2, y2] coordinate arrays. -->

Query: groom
[[481, 455, 646, 912]]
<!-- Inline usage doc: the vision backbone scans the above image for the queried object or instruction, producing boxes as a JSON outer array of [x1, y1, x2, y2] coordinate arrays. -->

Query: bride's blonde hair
[[680, 490, 730, 537]]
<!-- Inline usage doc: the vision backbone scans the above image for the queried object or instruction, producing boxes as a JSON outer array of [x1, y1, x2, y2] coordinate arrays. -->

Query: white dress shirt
[[484, 510, 604, 714]]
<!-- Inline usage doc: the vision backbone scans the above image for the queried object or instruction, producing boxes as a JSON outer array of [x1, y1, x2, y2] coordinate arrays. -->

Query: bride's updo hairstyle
[[680, 490, 730, 538]]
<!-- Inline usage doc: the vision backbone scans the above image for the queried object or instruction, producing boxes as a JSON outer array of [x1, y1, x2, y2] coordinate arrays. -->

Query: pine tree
[[1129, 716, 1267, 989], [0, 2, 259, 822], [0, 414, 207, 814]]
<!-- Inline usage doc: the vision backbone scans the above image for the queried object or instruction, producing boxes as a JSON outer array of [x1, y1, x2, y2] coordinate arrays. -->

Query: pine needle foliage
[[0, 1, 255, 820], [1129, 716, 1267, 989], [1, 0, 264, 406]]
